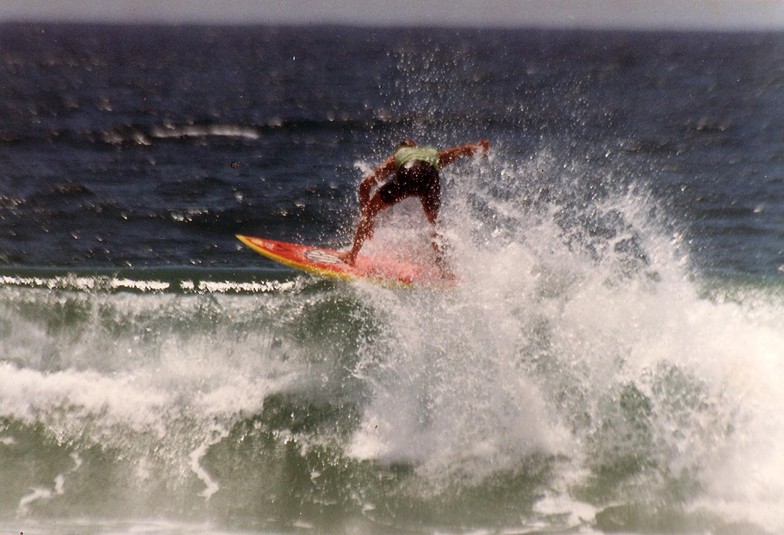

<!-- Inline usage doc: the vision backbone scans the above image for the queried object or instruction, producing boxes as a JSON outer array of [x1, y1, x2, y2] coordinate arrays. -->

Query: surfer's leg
[[341, 175, 409, 265], [420, 189, 451, 275], [341, 194, 387, 265]]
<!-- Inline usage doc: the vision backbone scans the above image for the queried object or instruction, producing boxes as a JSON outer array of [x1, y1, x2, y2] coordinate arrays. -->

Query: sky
[[1, 0, 783, 31]]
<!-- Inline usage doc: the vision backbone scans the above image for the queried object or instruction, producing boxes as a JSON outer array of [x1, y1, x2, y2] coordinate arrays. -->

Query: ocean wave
[[2, 240, 781, 532], [0, 271, 300, 294], [2, 150, 783, 532]]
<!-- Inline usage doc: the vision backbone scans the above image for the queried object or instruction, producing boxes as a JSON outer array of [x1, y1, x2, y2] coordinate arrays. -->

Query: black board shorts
[[377, 161, 440, 214]]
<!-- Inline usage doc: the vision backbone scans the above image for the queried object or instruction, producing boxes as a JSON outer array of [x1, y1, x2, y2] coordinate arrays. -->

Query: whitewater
[[2, 149, 783, 534]]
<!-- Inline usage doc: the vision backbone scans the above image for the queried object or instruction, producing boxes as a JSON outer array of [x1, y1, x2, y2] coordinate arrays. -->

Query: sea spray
[[340, 148, 784, 531]]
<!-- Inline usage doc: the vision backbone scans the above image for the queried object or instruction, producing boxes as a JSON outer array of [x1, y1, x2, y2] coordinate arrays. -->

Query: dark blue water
[[2, 25, 783, 276], [1, 23, 783, 535]]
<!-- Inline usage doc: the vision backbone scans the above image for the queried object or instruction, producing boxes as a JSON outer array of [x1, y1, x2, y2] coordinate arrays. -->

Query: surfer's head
[[397, 139, 416, 148]]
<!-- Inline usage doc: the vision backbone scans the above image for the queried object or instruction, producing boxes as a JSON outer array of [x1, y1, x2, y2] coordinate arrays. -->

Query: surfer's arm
[[358, 156, 396, 209], [438, 140, 490, 167]]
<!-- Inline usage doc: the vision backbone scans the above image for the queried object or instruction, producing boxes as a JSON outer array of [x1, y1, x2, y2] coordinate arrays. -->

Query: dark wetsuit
[[377, 146, 441, 215]]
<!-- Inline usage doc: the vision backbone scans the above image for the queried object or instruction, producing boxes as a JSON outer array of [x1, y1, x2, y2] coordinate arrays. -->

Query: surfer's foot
[[437, 264, 455, 280], [434, 254, 454, 279], [337, 249, 356, 266]]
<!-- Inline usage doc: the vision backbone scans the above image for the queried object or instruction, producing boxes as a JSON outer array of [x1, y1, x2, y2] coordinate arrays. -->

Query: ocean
[[1, 23, 783, 535]]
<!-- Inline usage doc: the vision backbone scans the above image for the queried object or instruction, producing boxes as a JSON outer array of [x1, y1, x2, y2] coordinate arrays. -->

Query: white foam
[[0, 274, 297, 295], [150, 124, 260, 140], [190, 279, 297, 294], [189, 442, 220, 500], [110, 278, 170, 292], [345, 156, 784, 530], [0, 274, 169, 293], [18, 453, 82, 515], [0, 363, 172, 435]]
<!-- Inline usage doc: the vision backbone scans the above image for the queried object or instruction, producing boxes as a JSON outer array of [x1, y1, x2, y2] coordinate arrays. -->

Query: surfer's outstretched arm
[[438, 140, 490, 167]]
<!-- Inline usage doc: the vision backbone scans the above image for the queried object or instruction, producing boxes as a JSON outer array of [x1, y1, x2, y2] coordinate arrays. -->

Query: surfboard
[[236, 235, 454, 287]]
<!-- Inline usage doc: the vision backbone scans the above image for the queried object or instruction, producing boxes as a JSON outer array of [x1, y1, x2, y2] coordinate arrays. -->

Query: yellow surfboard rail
[[236, 234, 357, 282]]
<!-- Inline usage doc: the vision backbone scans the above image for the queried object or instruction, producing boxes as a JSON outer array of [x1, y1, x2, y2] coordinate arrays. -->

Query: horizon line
[[2, 18, 784, 34]]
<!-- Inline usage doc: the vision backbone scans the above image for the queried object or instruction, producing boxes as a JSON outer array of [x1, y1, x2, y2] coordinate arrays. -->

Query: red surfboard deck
[[236, 235, 453, 287]]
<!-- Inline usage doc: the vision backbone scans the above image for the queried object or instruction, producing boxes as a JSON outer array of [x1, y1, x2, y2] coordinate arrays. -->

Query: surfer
[[340, 139, 490, 268]]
